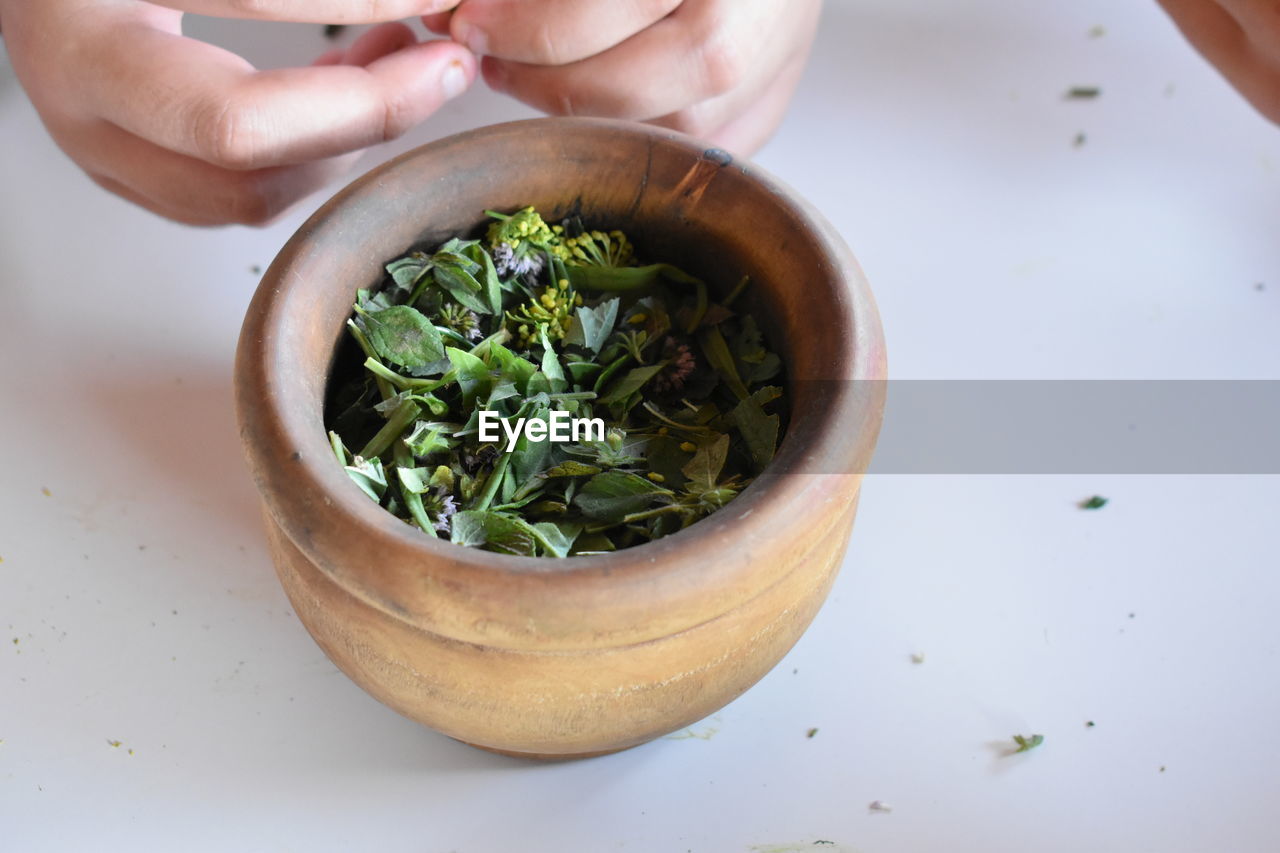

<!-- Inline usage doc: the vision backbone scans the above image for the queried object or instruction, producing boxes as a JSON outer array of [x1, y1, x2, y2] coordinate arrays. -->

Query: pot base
[[457, 739, 637, 761]]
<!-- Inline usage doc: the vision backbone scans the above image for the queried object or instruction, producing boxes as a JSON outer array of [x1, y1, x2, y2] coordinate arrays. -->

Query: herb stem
[[472, 452, 512, 512], [347, 320, 395, 401], [686, 282, 708, 334], [394, 443, 438, 538], [622, 503, 683, 524], [359, 400, 421, 459], [723, 275, 750, 308]]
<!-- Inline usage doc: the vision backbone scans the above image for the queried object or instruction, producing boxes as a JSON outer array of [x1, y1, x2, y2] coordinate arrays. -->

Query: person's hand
[[1158, 0, 1280, 124], [423, 0, 822, 155], [0, 1, 476, 226]]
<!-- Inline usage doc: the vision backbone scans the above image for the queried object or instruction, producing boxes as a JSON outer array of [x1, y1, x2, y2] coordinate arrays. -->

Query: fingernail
[[442, 60, 469, 100], [453, 19, 488, 56]]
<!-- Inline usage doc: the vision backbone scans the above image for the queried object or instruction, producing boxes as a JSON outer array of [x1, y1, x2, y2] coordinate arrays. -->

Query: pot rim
[[235, 118, 885, 642]]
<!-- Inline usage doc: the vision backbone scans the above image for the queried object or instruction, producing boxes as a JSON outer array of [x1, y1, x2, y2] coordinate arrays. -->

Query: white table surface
[[3, 1, 1279, 851]]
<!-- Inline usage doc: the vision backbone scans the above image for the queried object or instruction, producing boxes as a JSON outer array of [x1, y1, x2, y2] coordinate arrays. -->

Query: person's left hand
[[423, 0, 823, 154]]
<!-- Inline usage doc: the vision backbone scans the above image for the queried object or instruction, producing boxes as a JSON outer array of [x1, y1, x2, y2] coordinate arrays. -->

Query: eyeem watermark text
[[478, 410, 606, 452]]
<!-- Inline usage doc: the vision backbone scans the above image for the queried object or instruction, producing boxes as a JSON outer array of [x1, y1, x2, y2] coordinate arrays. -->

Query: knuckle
[[379, 92, 418, 142], [698, 34, 746, 98], [192, 97, 263, 171], [528, 19, 567, 65]]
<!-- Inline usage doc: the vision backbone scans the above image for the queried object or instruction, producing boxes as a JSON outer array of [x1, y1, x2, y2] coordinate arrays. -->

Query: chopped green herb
[[806, 727, 818, 739], [326, 206, 786, 557], [1079, 495, 1109, 510], [1012, 733, 1044, 753], [1066, 86, 1102, 100]]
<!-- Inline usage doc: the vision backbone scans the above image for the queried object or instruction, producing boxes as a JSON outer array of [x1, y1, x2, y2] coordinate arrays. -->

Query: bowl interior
[[239, 118, 883, 593]]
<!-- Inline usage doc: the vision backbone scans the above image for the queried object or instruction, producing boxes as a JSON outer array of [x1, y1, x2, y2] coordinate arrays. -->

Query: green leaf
[[446, 347, 492, 406], [1079, 495, 1109, 510], [729, 392, 780, 473], [364, 306, 445, 368], [343, 455, 387, 502], [698, 326, 749, 400], [543, 461, 603, 478], [539, 326, 567, 394], [385, 255, 432, 291], [574, 471, 672, 522], [566, 361, 602, 386], [434, 263, 491, 314], [566, 297, 620, 355], [396, 466, 434, 495], [730, 316, 782, 384], [530, 522, 581, 559], [567, 263, 702, 292], [1012, 734, 1044, 753], [449, 510, 538, 556], [681, 433, 730, 491], [599, 363, 666, 405], [403, 420, 455, 458]]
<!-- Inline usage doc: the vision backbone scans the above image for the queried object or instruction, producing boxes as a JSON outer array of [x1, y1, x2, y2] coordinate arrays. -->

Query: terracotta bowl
[[235, 117, 886, 759]]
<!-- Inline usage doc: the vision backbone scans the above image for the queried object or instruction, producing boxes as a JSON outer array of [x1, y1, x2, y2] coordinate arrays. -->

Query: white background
[[2, 1, 1278, 851]]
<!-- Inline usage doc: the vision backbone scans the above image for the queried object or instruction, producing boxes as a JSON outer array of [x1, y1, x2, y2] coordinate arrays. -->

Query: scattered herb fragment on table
[[107, 739, 122, 748], [1012, 733, 1044, 753], [1073, 132, 1087, 148], [326, 206, 786, 558], [806, 727, 818, 739], [868, 801, 893, 814], [910, 652, 925, 664], [323, 24, 346, 39], [1088, 25, 1106, 39], [1086, 720, 1096, 727], [1079, 495, 1108, 510], [1065, 86, 1102, 99]]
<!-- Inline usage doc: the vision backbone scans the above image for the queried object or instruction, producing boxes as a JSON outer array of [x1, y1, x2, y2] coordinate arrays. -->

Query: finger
[[649, 48, 808, 155], [448, 0, 681, 65], [482, 13, 740, 120], [85, 19, 476, 171], [1158, 0, 1280, 122], [73, 118, 355, 226], [145, 0, 460, 25], [1209, 0, 1280, 54], [314, 48, 345, 66], [342, 21, 418, 67], [422, 11, 453, 35]]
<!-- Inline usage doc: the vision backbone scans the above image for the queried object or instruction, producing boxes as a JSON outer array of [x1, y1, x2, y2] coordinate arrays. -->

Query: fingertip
[[345, 21, 418, 67], [313, 47, 345, 67]]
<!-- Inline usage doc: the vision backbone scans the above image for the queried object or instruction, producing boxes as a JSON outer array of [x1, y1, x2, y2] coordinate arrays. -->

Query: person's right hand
[[1158, 0, 1280, 125], [0, 1, 476, 226]]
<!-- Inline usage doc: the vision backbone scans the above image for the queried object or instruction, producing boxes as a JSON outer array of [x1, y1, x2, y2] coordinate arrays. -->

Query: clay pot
[[235, 118, 885, 759]]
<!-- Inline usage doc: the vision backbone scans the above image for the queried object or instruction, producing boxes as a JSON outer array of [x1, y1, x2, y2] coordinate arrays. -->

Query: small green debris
[[1065, 86, 1101, 100], [1012, 733, 1044, 753], [910, 652, 925, 664], [1079, 495, 1108, 509], [1086, 720, 1096, 728], [41, 487, 52, 497], [1073, 132, 1087, 148], [806, 727, 819, 739], [868, 800, 893, 814], [1088, 25, 1106, 38], [107, 739, 122, 748]]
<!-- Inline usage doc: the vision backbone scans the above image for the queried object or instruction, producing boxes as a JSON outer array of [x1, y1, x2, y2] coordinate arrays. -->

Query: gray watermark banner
[[791, 380, 1280, 474]]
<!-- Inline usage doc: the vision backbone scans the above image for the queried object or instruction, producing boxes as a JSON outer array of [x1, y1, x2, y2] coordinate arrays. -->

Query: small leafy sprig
[[326, 207, 786, 557]]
